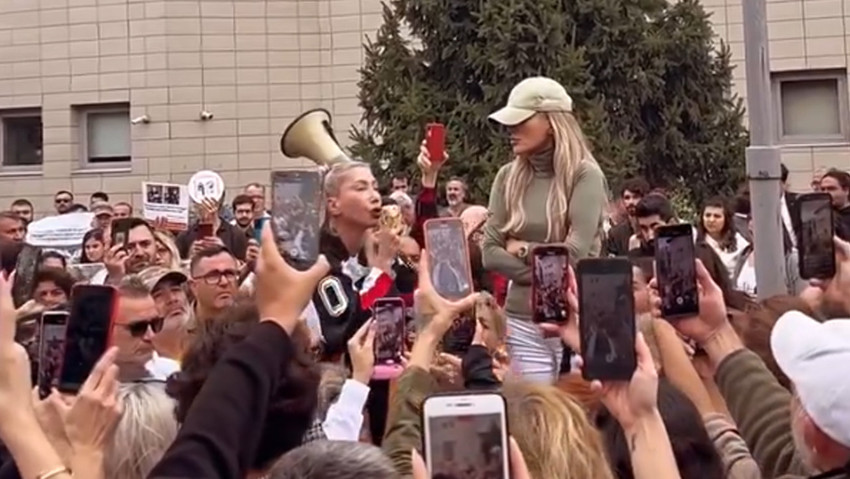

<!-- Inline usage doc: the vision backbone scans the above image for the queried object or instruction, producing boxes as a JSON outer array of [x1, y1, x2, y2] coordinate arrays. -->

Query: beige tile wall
[[0, 0, 846, 217], [704, 0, 850, 192], [0, 0, 384, 216]]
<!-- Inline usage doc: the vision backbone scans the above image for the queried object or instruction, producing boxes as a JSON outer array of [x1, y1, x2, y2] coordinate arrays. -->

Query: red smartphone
[[57, 285, 118, 393], [425, 123, 446, 165], [423, 218, 474, 300], [531, 245, 569, 323], [197, 222, 214, 238]]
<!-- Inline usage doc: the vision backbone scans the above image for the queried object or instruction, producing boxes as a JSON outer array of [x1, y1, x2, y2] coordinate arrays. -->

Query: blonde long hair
[[502, 379, 615, 479], [501, 112, 597, 242]]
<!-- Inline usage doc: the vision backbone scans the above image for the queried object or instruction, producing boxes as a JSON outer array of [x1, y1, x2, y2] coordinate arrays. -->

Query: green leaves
[[351, 0, 747, 209]]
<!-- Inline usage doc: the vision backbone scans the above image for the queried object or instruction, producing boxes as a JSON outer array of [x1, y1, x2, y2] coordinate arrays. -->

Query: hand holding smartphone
[[111, 218, 134, 249], [12, 244, 41, 308], [58, 285, 118, 394], [654, 224, 699, 319], [577, 258, 636, 381], [425, 123, 446, 165], [422, 392, 510, 479], [531, 245, 569, 323], [795, 193, 836, 280]]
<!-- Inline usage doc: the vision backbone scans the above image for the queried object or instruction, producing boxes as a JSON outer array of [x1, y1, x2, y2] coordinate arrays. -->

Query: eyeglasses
[[121, 317, 165, 337], [194, 269, 239, 285]]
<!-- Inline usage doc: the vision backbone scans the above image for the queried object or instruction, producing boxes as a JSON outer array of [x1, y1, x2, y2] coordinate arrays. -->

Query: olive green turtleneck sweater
[[482, 150, 607, 320]]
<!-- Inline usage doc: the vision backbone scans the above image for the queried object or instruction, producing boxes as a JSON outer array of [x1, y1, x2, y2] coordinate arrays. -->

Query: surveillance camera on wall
[[130, 115, 150, 124], [199, 111, 214, 121]]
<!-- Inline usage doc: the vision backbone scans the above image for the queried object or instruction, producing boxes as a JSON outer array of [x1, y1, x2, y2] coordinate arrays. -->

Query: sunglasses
[[122, 317, 165, 337]]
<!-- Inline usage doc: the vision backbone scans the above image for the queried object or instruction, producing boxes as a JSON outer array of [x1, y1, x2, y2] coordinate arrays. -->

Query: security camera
[[199, 111, 214, 121], [130, 115, 150, 125]]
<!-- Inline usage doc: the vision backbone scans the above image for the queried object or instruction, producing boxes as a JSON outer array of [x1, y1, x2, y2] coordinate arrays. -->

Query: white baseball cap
[[489, 77, 573, 126], [771, 311, 850, 448]]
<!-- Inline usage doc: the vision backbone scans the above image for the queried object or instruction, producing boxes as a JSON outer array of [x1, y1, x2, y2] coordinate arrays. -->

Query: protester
[[606, 177, 651, 256], [80, 228, 107, 263], [187, 245, 239, 323], [39, 251, 67, 270], [9, 199, 33, 224], [176, 198, 248, 261], [482, 76, 607, 383], [820, 169, 850, 240], [31, 268, 72, 308], [697, 196, 749, 280], [52, 191, 74, 215], [113, 201, 133, 219], [139, 266, 191, 362], [0, 213, 25, 243]]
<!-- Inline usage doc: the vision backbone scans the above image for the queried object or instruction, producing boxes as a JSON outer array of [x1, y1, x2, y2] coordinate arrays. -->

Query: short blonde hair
[[502, 379, 614, 479], [105, 383, 178, 479]]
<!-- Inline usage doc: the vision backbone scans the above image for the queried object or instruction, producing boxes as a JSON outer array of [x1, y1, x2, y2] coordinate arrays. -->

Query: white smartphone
[[422, 393, 510, 479]]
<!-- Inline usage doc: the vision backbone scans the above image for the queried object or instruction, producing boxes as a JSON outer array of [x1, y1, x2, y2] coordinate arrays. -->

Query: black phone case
[[794, 194, 836, 280], [12, 245, 41, 308]]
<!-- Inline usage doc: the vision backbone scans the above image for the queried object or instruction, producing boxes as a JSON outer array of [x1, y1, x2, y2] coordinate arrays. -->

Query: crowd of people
[[0, 75, 847, 479]]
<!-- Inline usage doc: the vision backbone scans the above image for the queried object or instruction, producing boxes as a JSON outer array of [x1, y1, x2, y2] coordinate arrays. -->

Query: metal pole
[[742, 0, 787, 299]]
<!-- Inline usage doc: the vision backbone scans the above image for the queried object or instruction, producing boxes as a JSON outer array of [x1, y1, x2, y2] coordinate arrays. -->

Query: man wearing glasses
[[113, 275, 180, 381], [53, 190, 74, 215], [188, 244, 239, 323]]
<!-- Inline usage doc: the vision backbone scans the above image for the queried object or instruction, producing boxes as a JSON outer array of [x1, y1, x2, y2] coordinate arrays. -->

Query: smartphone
[[422, 392, 510, 479], [57, 285, 118, 393], [795, 193, 836, 280], [271, 169, 323, 268], [37, 311, 69, 399], [253, 216, 269, 242], [111, 218, 133, 248], [197, 222, 214, 238], [372, 298, 405, 379], [425, 123, 446, 165], [655, 224, 699, 319], [577, 258, 636, 381], [531, 245, 569, 323], [423, 218, 474, 300], [12, 244, 41, 308]]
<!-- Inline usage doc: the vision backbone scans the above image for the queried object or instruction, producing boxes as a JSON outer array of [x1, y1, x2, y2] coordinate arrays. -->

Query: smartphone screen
[[577, 258, 636, 381], [532, 245, 569, 323], [424, 218, 474, 300], [12, 244, 41, 308], [197, 222, 214, 238], [38, 311, 69, 399], [111, 218, 133, 248], [373, 298, 405, 366], [423, 393, 510, 479], [655, 224, 699, 319], [271, 170, 323, 268], [796, 193, 836, 280], [58, 285, 117, 393], [253, 216, 269, 242], [425, 123, 446, 164]]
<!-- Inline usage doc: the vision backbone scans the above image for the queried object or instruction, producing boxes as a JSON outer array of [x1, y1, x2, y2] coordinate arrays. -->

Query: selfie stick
[[742, 0, 788, 298]]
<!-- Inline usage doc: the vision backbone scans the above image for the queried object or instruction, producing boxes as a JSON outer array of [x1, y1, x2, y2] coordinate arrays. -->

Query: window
[[77, 104, 131, 165], [772, 70, 850, 145], [0, 109, 42, 169]]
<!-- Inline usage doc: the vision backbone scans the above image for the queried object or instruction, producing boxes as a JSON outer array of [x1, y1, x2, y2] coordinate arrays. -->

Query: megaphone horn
[[280, 109, 352, 167]]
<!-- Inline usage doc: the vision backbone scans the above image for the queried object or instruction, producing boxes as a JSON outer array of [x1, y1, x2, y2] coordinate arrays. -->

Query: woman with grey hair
[[105, 382, 178, 479]]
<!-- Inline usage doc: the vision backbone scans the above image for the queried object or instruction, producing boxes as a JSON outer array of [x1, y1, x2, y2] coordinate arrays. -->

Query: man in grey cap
[[139, 265, 191, 362]]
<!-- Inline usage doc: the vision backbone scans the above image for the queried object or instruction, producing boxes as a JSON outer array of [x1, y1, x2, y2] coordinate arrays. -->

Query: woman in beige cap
[[482, 76, 608, 383]]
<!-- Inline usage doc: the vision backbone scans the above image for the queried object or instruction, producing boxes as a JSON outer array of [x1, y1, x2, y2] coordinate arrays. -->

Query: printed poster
[[143, 182, 190, 231]]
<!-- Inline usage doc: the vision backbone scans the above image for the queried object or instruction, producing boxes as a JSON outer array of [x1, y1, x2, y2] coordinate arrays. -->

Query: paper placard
[[143, 182, 190, 231], [188, 170, 225, 204], [25, 212, 93, 248], [68, 263, 106, 283]]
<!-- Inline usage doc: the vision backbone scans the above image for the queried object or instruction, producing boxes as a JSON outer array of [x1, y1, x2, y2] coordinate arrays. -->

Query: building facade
[[0, 0, 846, 215]]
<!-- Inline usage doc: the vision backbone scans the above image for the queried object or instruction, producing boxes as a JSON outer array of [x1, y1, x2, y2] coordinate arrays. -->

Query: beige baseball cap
[[489, 77, 573, 126], [137, 266, 188, 293]]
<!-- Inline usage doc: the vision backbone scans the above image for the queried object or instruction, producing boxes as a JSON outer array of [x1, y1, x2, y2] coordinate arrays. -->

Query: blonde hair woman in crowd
[[482, 77, 608, 382]]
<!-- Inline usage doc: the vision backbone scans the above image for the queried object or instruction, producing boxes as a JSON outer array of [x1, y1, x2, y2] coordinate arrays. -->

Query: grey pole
[[742, 0, 787, 299]]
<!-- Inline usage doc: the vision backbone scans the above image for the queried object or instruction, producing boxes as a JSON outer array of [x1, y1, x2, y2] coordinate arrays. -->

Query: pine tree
[[351, 0, 747, 207]]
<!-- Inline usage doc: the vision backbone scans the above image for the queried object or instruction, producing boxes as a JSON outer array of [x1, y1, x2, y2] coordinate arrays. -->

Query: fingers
[[259, 220, 281, 264], [634, 332, 655, 372], [509, 437, 532, 479], [81, 347, 118, 394], [835, 236, 850, 262], [417, 250, 434, 291], [351, 318, 373, 342], [304, 254, 331, 283], [438, 353, 462, 367], [448, 292, 480, 316], [364, 320, 376, 350], [411, 449, 428, 479]]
